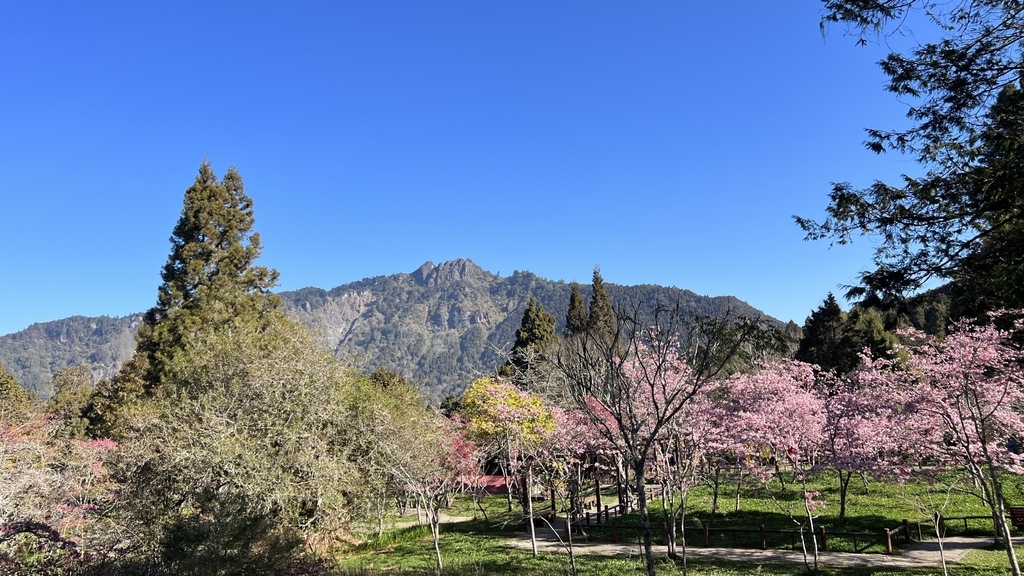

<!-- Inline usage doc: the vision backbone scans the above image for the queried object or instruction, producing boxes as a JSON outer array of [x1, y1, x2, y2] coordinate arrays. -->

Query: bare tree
[[555, 302, 769, 576]]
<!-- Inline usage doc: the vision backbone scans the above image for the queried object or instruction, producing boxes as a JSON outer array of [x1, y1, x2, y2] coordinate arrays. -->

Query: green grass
[[573, 471, 1024, 553], [333, 472, 1024, 574], [334, 521, 1024, 575]]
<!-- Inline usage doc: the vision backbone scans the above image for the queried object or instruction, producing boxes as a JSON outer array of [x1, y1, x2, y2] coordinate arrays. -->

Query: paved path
[[506, 523, 1003, 568]]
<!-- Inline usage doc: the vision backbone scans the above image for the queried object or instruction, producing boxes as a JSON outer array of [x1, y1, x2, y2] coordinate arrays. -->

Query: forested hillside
[[0, 259, 777, 398], [0, 315, 142, 398]]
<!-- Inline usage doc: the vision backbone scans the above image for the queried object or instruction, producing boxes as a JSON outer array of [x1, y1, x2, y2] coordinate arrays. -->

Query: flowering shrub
[[0, 413, 119, 570]]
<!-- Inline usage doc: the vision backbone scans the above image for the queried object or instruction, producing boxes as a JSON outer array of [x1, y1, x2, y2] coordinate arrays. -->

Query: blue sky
[[1, 1, 926, 336]]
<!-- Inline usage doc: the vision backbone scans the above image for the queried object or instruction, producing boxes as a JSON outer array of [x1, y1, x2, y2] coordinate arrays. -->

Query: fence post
[[819, 526, 827, 551], [902, 519, 910, 544], [703, 523, 710, 546], [760, 525, 766, 550], [885, 529, 893, 554], [603, 505, 609, 524]]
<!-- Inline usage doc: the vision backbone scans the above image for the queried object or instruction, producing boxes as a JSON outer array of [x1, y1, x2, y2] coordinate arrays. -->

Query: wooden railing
[[562, 510, 1003, 554]]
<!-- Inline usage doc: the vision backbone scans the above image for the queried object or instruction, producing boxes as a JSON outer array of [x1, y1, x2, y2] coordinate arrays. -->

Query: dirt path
[[389, 511, 475, 530]]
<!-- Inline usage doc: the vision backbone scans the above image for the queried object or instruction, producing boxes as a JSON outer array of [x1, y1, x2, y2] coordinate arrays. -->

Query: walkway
[[506, 523, 1002, 568]]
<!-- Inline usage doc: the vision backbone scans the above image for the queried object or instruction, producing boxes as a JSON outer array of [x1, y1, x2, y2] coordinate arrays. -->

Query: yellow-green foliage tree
[[460, 376, 556, 554], [461, 376, 555, 454]]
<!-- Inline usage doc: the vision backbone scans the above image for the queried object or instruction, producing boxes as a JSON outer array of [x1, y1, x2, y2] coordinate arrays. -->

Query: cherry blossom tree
[[556, 306, 764, 576], [816, 352, 936, 523], [649, 381, 722, 567], [532, 407, 605, 576], [374, 412, 477, 574], [720, 361, 826, 572], [860, 314, 1024, 576], [0, 413, 118, 570]]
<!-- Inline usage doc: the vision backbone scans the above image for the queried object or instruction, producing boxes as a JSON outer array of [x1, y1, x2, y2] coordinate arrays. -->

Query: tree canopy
[[794, 294, 896, 375], [801, 2, 1024, 316], [586, 267, 616, 342], [135, 161, 281, 389], [564, 282, 588, 336], [116, 314, 364, 574]]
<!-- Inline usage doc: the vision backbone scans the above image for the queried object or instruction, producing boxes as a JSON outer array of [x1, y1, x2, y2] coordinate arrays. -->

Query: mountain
[[0, 259, 778, 399], [0, 314, 143, 399]]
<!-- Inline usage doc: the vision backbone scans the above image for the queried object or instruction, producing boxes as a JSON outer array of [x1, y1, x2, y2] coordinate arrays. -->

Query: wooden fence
[[566, 508, 1002, 555]]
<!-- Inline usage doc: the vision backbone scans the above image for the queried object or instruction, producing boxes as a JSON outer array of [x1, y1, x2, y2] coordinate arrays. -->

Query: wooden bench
[[1010, 507, 1024, 529]]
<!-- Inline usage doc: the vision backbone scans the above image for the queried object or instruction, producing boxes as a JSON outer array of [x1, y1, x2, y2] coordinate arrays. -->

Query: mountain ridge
[[1, 259, 781, 399]]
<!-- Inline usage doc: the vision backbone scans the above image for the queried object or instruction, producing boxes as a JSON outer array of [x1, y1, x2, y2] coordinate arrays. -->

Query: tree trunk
[[501, 461, 514, 512], [619, 457, 632, 513], [663, 479, 675, 559], [527, 465, 538, 557], [935, 512, 949, 576], [428, 505, 443, 574], [983, 464, 1021, 576], [734, 468, 742, 512], [774, 458, 787, 490], [566, 503, 579, 576], [803, 501, 820, 573], [680, 494, 689, 576], [634, 461, 655, 576], [709, 466, 721, 526], [838, 469, 852, 522]]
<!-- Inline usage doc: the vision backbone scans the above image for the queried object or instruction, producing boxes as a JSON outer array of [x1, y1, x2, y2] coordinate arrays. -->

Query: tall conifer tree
[[89, 161, 282, 436], [0, 362, 30, 423], [564, 282, 588, 336], [507, 297, 557, 380], [794, 293, 848, 372], [587, 267, 616, 342], [135, 161, 281, 389], [513, 297, 557, 357]]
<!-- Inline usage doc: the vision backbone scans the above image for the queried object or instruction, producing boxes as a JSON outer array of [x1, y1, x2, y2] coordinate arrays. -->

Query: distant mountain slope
[[0, 314, 143, 398], [0, 259, 777, 399]]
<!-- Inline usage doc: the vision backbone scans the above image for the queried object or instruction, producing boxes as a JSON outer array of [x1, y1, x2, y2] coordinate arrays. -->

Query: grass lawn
[[334, 519, 1024, 575], [334, 471, 1024, 574]]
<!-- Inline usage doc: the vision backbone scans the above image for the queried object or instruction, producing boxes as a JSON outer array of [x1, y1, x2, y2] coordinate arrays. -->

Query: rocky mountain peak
[[411, 258, 487, 287]]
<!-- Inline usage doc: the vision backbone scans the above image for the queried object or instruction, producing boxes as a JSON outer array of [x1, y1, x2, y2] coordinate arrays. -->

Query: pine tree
[[0, 362, 31, 423], [135, 161, 281, 389], [564, 282, 588, 336], [85, 353, 149, 438], [513, 297, 557, 356], [794, 293, 848, 373], [587, 267, 616, 342], [507, 297, 557, 381]]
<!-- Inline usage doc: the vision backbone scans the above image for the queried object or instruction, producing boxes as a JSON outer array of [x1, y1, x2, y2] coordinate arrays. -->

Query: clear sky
[[0, 1, 926, 336]]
